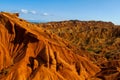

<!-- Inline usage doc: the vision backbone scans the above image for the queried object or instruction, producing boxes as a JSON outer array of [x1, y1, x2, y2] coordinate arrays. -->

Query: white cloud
[[20, 9, 37, 14], [21, 9, 28, 14], [42, 13, 49, 16], [30, 10, 36, 14], [20, 9, 51, 17]]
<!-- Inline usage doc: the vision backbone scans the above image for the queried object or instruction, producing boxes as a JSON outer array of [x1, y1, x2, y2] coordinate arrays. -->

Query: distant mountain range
[[27, 19, 48, 23]]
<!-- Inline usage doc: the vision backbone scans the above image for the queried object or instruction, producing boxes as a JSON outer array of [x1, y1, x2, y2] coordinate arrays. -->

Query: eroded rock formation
[[0, 12, 120, 80], [37, 20, 120, 80], [0, 12, 101, 80]]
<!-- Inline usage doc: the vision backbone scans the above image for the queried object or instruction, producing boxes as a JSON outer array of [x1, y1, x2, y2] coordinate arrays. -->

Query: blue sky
[[0, 0, 120, 24]]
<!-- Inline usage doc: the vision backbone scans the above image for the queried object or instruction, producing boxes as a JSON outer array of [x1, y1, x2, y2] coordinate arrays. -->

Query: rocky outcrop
[[37, 20, 120, 80], [0, 12, 100, 80]]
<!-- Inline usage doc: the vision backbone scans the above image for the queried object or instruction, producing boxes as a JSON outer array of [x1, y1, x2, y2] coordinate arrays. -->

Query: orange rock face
[[37, 20, 120, 80], [0, 12, 101, 80], [0, 12, 120, 80]]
